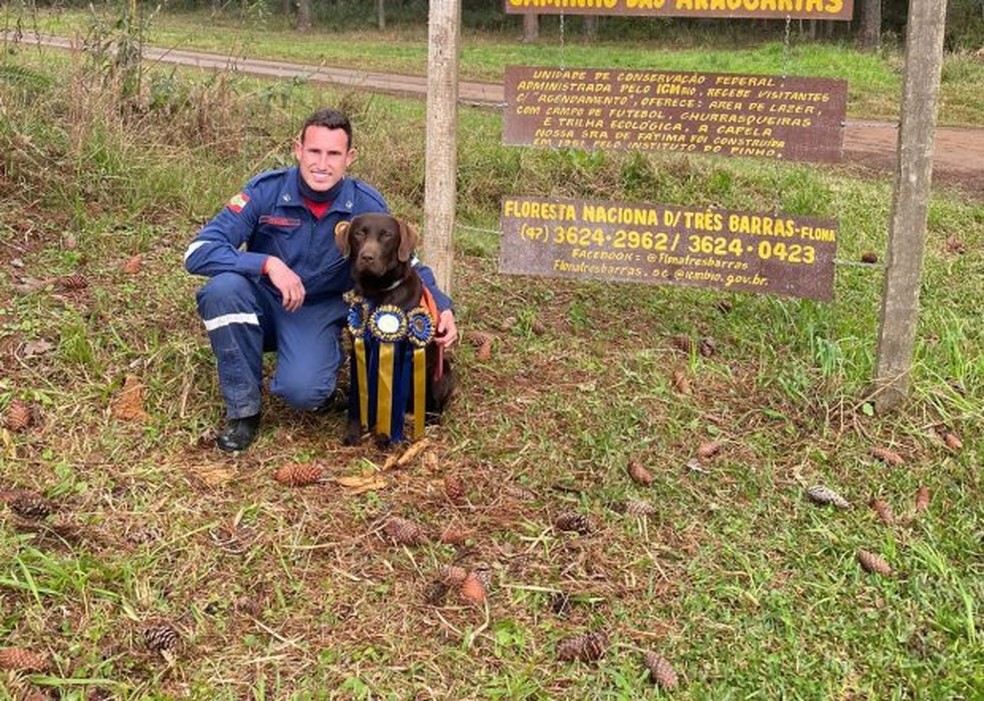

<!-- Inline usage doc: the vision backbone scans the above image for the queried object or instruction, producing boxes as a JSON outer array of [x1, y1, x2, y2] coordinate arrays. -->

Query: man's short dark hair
[[300, 108, 353, 149]]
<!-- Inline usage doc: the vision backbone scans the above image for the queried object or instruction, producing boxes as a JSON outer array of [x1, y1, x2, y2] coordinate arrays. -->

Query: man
[[185, 108, 457, 452]]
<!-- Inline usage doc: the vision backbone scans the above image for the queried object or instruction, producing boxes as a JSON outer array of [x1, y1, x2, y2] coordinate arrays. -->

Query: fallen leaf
[[111, 374, 150, 422], [22, 338, 54, 358], [336, 473, 387, 494], [944, 236, 966, 254], [696, 440, 722, 459], [191, 465, 237, 487], [122, 253, 144, 274]]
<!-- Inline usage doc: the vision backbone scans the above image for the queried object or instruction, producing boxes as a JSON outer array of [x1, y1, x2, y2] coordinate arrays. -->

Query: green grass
[[0, 17, 982, 701]]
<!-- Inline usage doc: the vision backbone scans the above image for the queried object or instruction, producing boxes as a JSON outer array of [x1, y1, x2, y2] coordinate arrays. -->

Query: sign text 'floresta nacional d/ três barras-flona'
[[500, 196, 837, 301], [504, 0, 853, 21], [504, 68, 847, 163]]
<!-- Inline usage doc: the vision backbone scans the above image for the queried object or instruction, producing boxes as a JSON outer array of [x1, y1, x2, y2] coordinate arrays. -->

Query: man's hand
[[264, 257, 305, 312], [435, 309, 457, 348]]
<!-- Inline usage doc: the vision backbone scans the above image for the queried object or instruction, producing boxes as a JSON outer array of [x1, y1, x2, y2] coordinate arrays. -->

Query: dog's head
[[335, 213, 418, 279]]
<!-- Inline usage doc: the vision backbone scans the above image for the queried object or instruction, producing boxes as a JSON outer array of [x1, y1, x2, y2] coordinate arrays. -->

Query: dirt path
[[11, 32, 984, 198]]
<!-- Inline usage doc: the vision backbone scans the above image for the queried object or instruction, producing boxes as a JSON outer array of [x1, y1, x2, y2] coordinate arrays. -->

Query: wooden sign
[[499, 195, 837, 300], [504, 0, 854, 22], [504, 67, 847, 163]]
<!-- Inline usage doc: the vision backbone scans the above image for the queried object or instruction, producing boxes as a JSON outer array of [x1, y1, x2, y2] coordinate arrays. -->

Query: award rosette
[[369, 305, 408, 343], [406, 306, 436, 348]]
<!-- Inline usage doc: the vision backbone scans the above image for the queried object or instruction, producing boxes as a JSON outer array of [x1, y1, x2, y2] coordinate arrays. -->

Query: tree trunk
[[858, 0, 882, 52], [376, 0, 386, 31], [583, 15, 598, 40], [296, 0, 311, 31], [522, 13, 538, 44]]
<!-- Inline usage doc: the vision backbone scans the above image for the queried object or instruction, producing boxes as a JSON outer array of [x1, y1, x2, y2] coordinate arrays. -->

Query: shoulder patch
[[227, 192, 250, 214]]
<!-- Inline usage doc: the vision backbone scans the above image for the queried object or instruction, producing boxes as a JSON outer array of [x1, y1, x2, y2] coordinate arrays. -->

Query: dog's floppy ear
[[397, 220, 419, 263], [334, 221, 351, 258]]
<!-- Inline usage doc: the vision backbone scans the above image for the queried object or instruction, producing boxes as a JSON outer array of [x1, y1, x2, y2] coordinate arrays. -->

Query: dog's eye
[[379, 230, 393, 239], [353, 229, 367, 239]]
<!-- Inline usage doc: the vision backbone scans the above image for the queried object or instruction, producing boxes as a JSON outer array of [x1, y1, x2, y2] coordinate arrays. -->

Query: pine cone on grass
[[644, 651, 679, 690], [273, 462, 323, 486], [857, 550, 892, 576], [443, 473, 466, 503], [869, 499, 894, 524], [384, 516, 428, 546], [871, 446, 904, 466], [459, 571, 487, 605], [806, 485, 850, 510], [58, 272, 88, 290], [557, 631, 608, 662], [624, 499, 656, 516], [915, 486, 930, 512], [0, 490, 54, 521], [4, 399, 32, 431], [0, 647, 49, 672], [554, 511, 592, 535], [143, 623, 180, 652], [696, 440, 721, 459]]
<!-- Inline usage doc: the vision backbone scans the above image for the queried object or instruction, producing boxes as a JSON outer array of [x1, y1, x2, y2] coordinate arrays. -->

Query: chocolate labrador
[[335, 212, 454, 446]]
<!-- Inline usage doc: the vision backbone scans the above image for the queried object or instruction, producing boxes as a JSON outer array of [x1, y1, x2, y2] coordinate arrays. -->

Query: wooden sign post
[[872, 0, 948, 411], [423, 0, 461, 293]]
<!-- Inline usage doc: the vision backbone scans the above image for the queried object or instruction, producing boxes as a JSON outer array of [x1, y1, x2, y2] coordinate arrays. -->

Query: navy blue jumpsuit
[[185, 167, 451, 419]]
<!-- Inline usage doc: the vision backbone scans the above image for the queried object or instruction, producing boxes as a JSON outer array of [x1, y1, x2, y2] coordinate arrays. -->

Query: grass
[[1, 11, 983, 701]]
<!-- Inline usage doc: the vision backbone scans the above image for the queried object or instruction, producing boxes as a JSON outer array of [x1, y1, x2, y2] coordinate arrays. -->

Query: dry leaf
[[671, 368, 691, 394], [22, 338, 54, 358], [871, 446, 904, 466], [336, 473, 387, 494], [122, 253, 143, 274], [696, 440, 722, 459], [915, 485, 930, 512], [192, 465, 237, 487], [111, 374, 150, 422], [944, 236, 966, 254], [627, 460, 653, 486]]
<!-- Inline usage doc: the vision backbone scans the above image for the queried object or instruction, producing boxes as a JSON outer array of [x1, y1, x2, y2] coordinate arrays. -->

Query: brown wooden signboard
[[504, 67, 847, 163], [504, 0, 854, 21], [499, 195, 837, 300]]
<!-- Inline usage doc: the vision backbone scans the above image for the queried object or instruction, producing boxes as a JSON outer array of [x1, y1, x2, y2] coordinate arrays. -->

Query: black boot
[[216, 414, 260, 452]]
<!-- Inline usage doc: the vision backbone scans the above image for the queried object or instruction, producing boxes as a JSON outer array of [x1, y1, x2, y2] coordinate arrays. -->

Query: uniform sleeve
[[412, 259, 453, 312], [183, 185, 269, 278]]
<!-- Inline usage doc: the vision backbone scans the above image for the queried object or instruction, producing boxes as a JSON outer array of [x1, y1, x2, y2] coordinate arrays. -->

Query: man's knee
[[274, 377, 337, 412], [196, 273, 258, 317]]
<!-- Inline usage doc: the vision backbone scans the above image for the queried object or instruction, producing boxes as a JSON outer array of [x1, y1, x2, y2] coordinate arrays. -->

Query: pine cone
[[860, 251, 878, 264], [915, 485, 930, 512], [438, 525, 472, 545], [423, 579, 450, 606], [503, 483, 537, 501], [696, 440, 721, 459], [273, 462, 323, 486], [384, 516, 428, 546], [942, 431, 962, 452], [58, 272, 88, 290], [624, 499, 656, 516], [554, 511, 592, 535], [4, 399, 32, 431], [443, 473, 466, 502], [806, 485, 850, 510], [644, 651, 678, 689], [627, 460, 653, 486], [10, 493, 54, 520], [698, 336, 717, 357], [557, 630, 608, 662], [0, 646, 49, 672], [670, 334, 694, 354], [871, 446, 904, 466], [143, 623, 179, 652], [869, 499, 894, 524], [459, 571, 487, 605], [671, 368, 691, 394], [857, 549, 892, 575]]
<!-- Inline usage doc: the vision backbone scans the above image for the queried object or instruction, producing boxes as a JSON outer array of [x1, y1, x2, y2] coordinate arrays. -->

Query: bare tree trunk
[[376, 0, 386, 31], [296, 0, 311, 31], [280, 0, 291, 20], [583, 15, 598, 40], [858, 0, 882, 52], [522, 13, 538, 44]]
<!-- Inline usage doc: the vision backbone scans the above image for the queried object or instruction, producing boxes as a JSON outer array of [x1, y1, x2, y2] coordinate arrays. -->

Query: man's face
[[294, 125, 355, 192]]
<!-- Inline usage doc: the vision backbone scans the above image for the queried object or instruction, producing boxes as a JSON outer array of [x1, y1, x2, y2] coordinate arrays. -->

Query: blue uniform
[[185, 167, 451, 419]]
